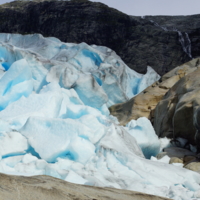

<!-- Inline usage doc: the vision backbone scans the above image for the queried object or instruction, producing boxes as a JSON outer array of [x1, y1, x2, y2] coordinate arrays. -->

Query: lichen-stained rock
[[109, 58, 200, 125], [0, 173, 171, 200], [154, 58, 200, 147]]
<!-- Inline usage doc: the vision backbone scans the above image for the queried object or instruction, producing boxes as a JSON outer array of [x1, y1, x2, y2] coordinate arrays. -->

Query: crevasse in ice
[[0, 33, 200, 200]]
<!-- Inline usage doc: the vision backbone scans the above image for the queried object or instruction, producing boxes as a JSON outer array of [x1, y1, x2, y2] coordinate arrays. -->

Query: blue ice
[[93, 75, 102, 86], [0, 45, 22, 71], [0, 59, 33, 110], [126, 117, 161, 159], [82, 49, 103, 67]]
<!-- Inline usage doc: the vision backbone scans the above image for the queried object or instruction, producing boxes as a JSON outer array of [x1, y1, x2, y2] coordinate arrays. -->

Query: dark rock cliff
[[0, 0, 199, 75]]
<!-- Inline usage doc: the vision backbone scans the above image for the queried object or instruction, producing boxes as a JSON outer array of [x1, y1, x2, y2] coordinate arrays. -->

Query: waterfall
[[149, 20, 168, 31], [177, 31, 192, 58], [145, 19, 193, 58], [185, 32, 192, 58]]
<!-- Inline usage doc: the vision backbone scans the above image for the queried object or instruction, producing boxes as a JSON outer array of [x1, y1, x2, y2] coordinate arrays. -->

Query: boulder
[[110, 58, 200, 125], [164, 147, 196, 158], [169, 157, 183, 164], [0, 173, 171, 200], [156, 152, 168, 160], [184, 162, 200, 173], [153, 58, 200, 148], [183, 155, 199, 166], [156, 147, 196, 160]]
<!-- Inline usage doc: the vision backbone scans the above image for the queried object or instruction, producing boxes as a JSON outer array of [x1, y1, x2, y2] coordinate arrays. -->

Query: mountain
[[0, 0, 200, 75]]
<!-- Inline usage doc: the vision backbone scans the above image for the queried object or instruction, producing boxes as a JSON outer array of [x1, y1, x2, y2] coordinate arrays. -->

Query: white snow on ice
[[0, 33, 200, 200]]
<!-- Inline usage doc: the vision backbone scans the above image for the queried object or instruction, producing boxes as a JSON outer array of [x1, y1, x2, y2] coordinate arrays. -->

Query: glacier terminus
[[0, 33, 200, 200]]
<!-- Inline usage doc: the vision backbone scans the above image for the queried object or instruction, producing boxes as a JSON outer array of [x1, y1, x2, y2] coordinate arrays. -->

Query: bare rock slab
[[0, 173, 171, 200]]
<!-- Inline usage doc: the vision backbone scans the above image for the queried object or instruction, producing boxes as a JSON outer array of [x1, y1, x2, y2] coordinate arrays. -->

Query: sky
[[0, 0, 200, 16]]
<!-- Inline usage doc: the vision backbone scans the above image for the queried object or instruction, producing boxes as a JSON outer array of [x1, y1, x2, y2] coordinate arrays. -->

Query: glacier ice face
[[0, 131, 28, 158], [0, 59, 33, 110], [125, 117, 161, 159], [20, 117, 96, 163], [0, 33, 199, 200], [0, 33, 160, 109]]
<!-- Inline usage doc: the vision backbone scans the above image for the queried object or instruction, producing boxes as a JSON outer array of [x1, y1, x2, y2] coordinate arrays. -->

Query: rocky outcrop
[[109, 58, 200, 125], [0, 173, 171, 200], [154, 58, 200, 148], [1, 0, 200, 75]]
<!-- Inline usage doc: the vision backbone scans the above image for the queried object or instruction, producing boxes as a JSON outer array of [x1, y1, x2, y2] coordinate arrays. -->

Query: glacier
[[0, 33, 200, 200]]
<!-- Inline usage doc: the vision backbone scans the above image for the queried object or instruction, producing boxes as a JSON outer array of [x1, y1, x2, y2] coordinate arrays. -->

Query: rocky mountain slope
[[0, 0, 200, 75]]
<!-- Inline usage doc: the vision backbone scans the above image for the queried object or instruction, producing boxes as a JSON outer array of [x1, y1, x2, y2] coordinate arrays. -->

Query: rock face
[[144, 15, 200, 59], [154, 58, 200, 148], [109, 58, 200, 125], [0, 173, 171, 200], [1, 0, 200, 75]]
